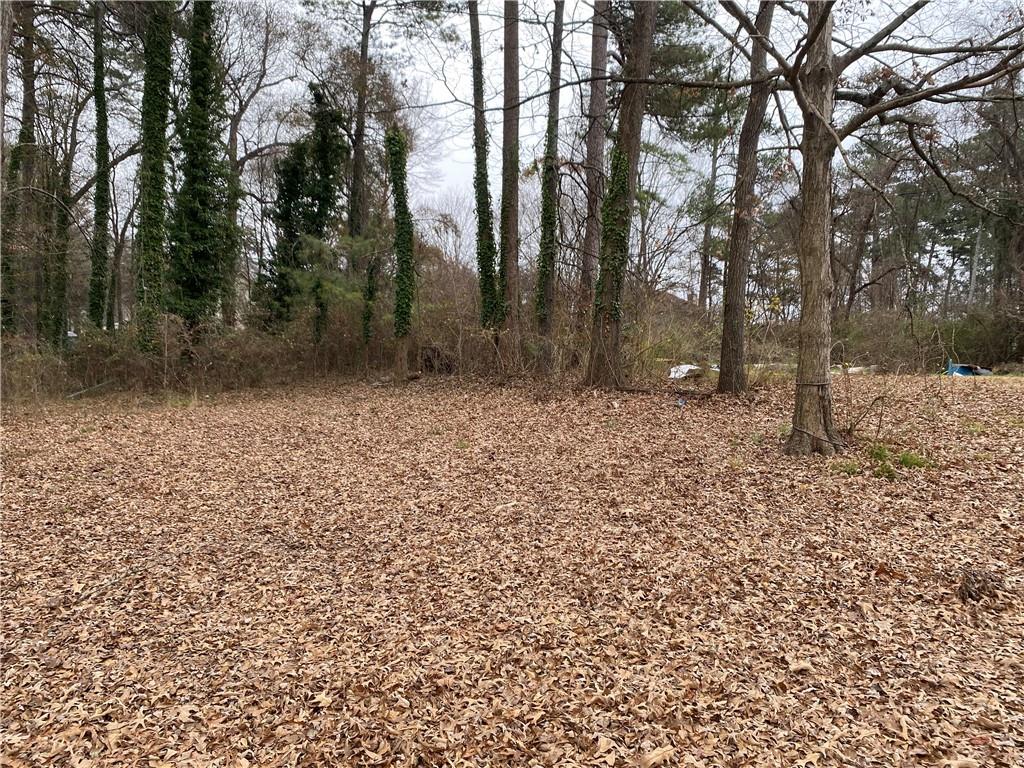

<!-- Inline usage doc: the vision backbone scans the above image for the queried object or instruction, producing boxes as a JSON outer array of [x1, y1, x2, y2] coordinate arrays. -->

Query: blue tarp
[[946, 359, 993, 377]]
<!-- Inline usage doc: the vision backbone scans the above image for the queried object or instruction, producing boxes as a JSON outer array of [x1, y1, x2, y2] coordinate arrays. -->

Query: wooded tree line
[[1, 1, 1022, 454]]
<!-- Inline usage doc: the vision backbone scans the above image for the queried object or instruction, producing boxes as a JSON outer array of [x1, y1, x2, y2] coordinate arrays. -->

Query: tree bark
[[499, 0, 520, 337], [785, 3, 843, 457], [718, 1, 774, 394], [577, 0, 609, 333], [348, 0, 376, 242], [535, 0, 564, 345], [584, 0, 656, 388]]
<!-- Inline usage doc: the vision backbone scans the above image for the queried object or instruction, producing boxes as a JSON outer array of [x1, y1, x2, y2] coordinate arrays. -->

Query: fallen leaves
[[1, 376, 1022, 766]]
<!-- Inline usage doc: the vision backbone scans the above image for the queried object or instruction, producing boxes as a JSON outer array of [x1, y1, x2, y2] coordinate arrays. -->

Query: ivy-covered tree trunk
[[135, 1, 174, 349], [1, 0, 37, 335], [387, 125, 414, 379], [718, 1, 774, 394], [535, 0, 564, 348], [785, 3, 843, 457], [45, 157, 74, 348], [584, 0, 656, 388], [169, 0, 232, 331], [468, 0, 499, 328], [88, 0, 110, 328], [499, 0, 520, 337], [577, 0, 609, 334]]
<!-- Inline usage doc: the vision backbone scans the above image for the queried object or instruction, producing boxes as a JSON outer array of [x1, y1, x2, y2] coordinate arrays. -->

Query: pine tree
[[386, 124, 414, 376], [136, 1, 174, 349], [89, 0, 110, 328], [168, 0, 232, 330]]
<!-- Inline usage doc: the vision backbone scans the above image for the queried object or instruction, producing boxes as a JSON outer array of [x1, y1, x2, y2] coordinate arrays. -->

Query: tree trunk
[[0, 0, 11, 165], [577, 0, 609, 333], [348, 0, 375, 241], [1, 0, 37, 335], [785, 3, 842, 457], [968, 218, 983, 305], [584, 0, 656, 388], [697, 137, 720, 314], [89, 0, 110, 328], [718, 1, 774, 394], [135, 1, 174, 350], [844, 197, 876, 320], [222, 120, 241, 327], [499, 0, 520, 337], [468, 0, 499, 328], [535, 0, 564, 347]]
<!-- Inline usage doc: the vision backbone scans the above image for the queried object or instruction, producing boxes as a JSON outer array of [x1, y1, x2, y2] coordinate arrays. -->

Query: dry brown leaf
[[640, 746, 675, 767], [1, 377, 1022, 766]]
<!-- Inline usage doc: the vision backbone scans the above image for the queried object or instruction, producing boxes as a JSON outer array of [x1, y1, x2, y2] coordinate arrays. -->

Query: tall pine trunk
[[697, 138, 720, 314], [535, 0, 564, 346], [785, 3, 842, 456], [135, 1, 174, 350], [469, 0, 499, 328], [577, 0, 609, 333], [718, 1, 774, 394], [499, 0, 520, 336], [584, 0, 656, 388], [89, 0, 110, 328]]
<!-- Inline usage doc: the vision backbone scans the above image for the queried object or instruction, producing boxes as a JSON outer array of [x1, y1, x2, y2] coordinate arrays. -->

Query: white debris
[[669, 364, 702, 380]]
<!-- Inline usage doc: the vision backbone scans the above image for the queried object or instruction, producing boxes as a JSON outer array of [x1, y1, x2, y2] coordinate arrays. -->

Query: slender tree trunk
[[785, 3, 842, 457], [844, 198, 876, 320], [47, 153, 74, 348], [499, 0, 520, 338], [584, 0, 656, 388], [135, 1, 174, 350], [697, 137, 720, 314], [577, 0, 609, 333], [968, 218, 982, 305], [468, 0, 499, 328], [222, 120, 241, 326], [942, 253, 958, 315], [349, 0, 375, 242], [89, 0, 110, 328], [718, 1, 774, 394], [535, 0, 564, 348], [0, 1, 12, 166]]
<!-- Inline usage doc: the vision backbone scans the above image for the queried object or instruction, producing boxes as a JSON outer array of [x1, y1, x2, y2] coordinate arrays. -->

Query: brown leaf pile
[[2, 376, 1022, 767]]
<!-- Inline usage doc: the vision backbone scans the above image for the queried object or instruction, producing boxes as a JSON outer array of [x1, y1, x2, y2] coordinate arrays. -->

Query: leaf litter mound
[[2, 376, 1022, 767]]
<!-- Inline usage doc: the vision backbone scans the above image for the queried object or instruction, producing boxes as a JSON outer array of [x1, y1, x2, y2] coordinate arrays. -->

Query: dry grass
[[2, 376, 1022, 766]]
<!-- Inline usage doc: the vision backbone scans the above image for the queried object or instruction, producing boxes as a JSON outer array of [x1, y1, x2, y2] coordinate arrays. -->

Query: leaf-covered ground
[[2, 376, 1022, 767]]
